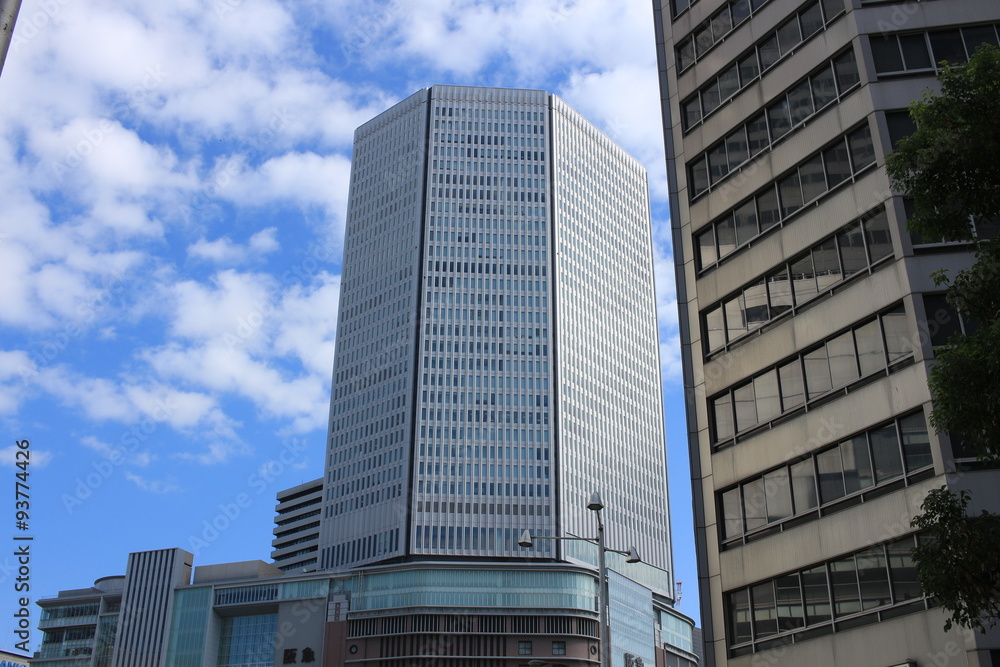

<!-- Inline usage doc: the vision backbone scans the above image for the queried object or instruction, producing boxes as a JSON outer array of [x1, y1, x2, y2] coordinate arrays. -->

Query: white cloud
[[187, 227, 280, 264], [0, 443, 53, 468], [125, 472, 181, 494]]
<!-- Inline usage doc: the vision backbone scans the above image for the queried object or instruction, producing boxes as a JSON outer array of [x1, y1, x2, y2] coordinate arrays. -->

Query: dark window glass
[[811, 63, 837, 109], [837, 223, 867, 277], [799, 2, 823, 39], [717, 215, 737, 258], [733, 200, 758, 246], [900, 412, 933, 471], [745, 278, 769, 330], [871, 36, 904, 73], [848, 125, 875, 171], [799, 154, 827, 203], [854, 319, 885, 376], [739, 52, 760, 85], [752, 581, 778, 637], [702, 81, 722, 115], [834, 49, 860, 90], [841, 435, 874, 493], [777, 17, 801, 56], [816, 446, 846, 503], [751, 0, 768, 9], [757, 187, 781, 231], [760, 34, 781, 70], [900, 34, 932, 70], [747, 113, 769, 155], [722, 487, 744, 538], [726, 292, 748, 342], [697, 227, 718, 268], [887, 537, 921, 602], [734, 382, 757, 432], [791, 254, 818, 305], [727, 127, 750, 171], [720, 64, 741, 102], [881, 305, 911, 361], [886, 110, 917, 150], [678, 38, 696, 70], [754, 370, 781, 423], [804, 346, 832, 399], [827, 330, 858, 387], [790, 458, 817, 511], [714, 393, 734, 441], [690, 156, 709, 197], [767, 98, 792, 140], [709, 143, 729, 184], [864, 209, 892, 262], [776, 574, 805, 630], [929, 29, 967, 65], [830, 556, 861, 617], [779, 171, 803, 218], [788, 80, 815, 126], [962, 25, 999, 54], [712, 6, 734, 41], [820, 0, 842, 21], [730, 589, 753, 644], [779, 360, 805, 411], [812, 239, 843, 292], [767, 268, 793, 317], [924, 293, 961, 347], [671, 0, 690, 17], [857, 547, 892, 610], [802, 565, 831, 624], [823, 141, 852, 188], [705, 305, 726, 351], [695, 25, 715, 56], [732, 0, 752, 24], [870, 424, 904, 483], [743, 477, 767, 531], [764, 466, 792, 521], [682, 98, 702, 130]]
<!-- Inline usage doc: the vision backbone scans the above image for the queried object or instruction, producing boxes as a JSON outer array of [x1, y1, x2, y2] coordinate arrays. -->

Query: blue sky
[[0, 0, 697, 649]]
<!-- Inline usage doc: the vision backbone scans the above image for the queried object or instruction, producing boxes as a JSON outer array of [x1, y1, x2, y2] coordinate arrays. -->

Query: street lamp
[[517, 491, 640, 667]]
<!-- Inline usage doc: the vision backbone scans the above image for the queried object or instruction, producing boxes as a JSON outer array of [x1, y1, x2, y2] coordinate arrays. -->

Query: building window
[[519, 641, 533, 655], [871, 24, 999, 76], [552, 641, 567, 655]]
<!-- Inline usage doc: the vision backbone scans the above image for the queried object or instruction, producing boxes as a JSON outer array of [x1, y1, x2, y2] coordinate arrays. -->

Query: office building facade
[[654, 0, 1000, 665], [271, 477, 322, 572], [319, 85, 674, 582]]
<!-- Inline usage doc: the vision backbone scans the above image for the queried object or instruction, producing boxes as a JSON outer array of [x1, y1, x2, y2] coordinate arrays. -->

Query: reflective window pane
[[788, 80, 815, 126], [697, 227, 717, 268], [767, 98, 792, 140], [754, 370, 781, 423], [924, 293, 961, 347], [929, 29, 967, 65], [712, 6, 734, 41], [720, 63, 740, 101], [764, 467, 792, 522], [779, 171, 803, 218], [881, 305, 911, 361], [848, 125, 876, 171], [734, 383, 757, 432], [752, 581, 778, 637], [678, 38, 696, 70], [703, 81, 722, 115], [776, 574, 805, 630], [732, 0, 752, 24], [816, 446, 846, 503], [743, 477, 767, 532], [900, 412, 933, 471], [804, 346, 832, 399], [854, 319, 885, 376], [725, 292, 748, 341], [739, 52, 760, 85], [962, 25, 999, 54], [830, 556, 861, 617], [760, 34, 781, 70], [767, 268, 793, 317], [821, 0, 843, 21], [790, 458, 817, 512], [791, 254, 818, 305], [690, 156, 709, 196], [802, 565, 831, 624], [799, 154, 827, 203], [799, 2, 823, 39], [682, 98, 702, 130], [727, 127, 750, 171], [900, 33, 932, 70], [757, 186, 781, 231], [744, 278, 769, 330], [695, 25, 714, 56], [838, 222, 867, 277], [841, 435, 874, 494], [871, 36, 904, 73], [812, 238, 842, 291], [734, 200, 758, 246], [705, 305, 726, 351], [887, 537, 921, 602], [870, 424, 904, 483], [709, 143, 729, 184], [747, 113, 769, 155], [779, 360, 805, 411], [857, 547, 892, 610], [730, 589, 753, 644], [823, 141, 852, 188], [811, 63, 837, 109], [714, 393, 734, 441], [722, 487, 744, 539], [777, 17, 801, 56], [834, 48, 860, 90], [717, 215, 737, 258], [827, 330, 858, 387], [864, 208, 892, 262]]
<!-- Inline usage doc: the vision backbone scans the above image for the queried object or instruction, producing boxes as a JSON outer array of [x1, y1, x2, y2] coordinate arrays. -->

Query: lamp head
[[587, 491, 604, 512], [518, 529, 533, 548], [625, 546, 641, 564]]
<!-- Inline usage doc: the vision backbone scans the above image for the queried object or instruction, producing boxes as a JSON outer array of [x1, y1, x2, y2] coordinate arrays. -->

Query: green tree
[[885, 44, 1000, 633]]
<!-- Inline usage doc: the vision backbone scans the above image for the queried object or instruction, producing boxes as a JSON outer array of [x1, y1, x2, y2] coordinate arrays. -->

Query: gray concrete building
[[271, 477, 322, 572], [653, 0, 1000, 665]]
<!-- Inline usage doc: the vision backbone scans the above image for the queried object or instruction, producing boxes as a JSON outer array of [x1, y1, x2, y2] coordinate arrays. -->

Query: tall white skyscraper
[[319, 85, 673, 589]]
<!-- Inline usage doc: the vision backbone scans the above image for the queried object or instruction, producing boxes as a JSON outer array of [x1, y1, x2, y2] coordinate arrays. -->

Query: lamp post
[[518, 491, 640, 667]]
